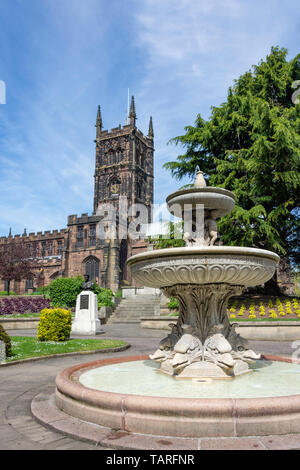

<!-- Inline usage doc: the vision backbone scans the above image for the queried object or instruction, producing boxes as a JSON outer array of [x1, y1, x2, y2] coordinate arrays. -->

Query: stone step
[[119, 300, 156, 305], [114, 309, 155, 313], [107, 293, 161, 324]]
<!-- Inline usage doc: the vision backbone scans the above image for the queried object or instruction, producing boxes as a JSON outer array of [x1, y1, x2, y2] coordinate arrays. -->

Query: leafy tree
[[148, 221, 185, 250], [164, 47, 300, 292], [0, 240, 37, 295]]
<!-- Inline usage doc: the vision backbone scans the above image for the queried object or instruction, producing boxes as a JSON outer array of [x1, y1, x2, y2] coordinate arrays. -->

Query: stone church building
[[0, 97, 154, 294]]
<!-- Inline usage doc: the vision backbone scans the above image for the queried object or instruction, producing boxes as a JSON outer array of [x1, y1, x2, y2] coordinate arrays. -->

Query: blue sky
[[0, 0, 299, 236]]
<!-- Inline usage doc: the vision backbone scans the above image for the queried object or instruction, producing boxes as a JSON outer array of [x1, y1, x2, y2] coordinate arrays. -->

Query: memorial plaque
[[80, 294, 89, 310]]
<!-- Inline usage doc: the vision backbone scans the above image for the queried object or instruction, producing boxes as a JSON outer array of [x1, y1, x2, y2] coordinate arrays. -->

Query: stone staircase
[[108, 293, 161, 323]]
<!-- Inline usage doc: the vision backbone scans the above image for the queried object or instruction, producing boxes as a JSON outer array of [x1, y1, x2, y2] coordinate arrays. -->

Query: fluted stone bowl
[[127, 246, 280, 288], [166, 187, 236, 219]]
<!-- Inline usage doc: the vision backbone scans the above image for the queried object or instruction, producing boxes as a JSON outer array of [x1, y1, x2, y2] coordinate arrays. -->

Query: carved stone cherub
[[204, 210, 219, 246], [184, 210, 219, 247]]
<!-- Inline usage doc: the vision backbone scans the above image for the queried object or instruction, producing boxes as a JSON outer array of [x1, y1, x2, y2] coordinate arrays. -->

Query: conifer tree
[[164, 47, 300, 292]]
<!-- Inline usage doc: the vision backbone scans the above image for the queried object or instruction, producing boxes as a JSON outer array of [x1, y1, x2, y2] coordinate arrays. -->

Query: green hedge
[[48, 276, 114, 309], [167, 297, 179, 311], [92, 284, 114, 308], [49, 276, 84, 308]]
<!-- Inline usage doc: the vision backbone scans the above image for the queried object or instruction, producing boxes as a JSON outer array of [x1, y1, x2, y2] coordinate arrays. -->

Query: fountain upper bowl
[[127, 246, 279, 288], [166, 187, 236, 218]]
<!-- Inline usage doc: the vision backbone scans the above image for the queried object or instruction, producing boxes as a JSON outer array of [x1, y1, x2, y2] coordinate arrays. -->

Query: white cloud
[[133, 0, 300, 203], [0, 0, 299, 235]]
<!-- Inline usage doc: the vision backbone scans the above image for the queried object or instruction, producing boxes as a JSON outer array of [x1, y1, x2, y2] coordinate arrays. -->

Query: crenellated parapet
[[67, 213, 102, 226], [0, 229, 68, 243]]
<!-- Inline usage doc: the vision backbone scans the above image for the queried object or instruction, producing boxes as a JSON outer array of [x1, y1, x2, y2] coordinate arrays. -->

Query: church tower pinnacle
[[95, 105, 103, 138], [148, 116, 154, 139], [129, 96, 136, 127]]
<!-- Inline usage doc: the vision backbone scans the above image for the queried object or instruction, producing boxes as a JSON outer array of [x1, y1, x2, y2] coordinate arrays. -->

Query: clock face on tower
[[110, 183, 120, 194]]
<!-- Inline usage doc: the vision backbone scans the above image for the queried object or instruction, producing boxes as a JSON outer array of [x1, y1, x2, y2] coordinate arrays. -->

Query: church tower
[[93, 97, 154, 222]]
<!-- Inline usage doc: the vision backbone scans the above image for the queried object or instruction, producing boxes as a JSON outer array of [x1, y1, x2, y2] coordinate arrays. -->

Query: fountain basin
[[127, 246, 279, 288], [55, 355, 300, 438]]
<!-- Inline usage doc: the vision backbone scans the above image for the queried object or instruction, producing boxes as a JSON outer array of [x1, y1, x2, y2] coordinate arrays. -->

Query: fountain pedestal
[[151, 283, 259, 379]]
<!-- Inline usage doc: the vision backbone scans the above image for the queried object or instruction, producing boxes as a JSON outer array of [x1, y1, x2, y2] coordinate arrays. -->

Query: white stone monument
[[71, 290, 103, 336]]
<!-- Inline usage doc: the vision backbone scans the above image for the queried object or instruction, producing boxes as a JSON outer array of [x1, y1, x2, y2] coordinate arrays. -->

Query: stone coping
[[140, 317, 300, 340], [0, 295, 45, 298], [0, 317, 40, 322], [127, 245, 280, 265], [140, 316, 300, 326], [0, 317, 40, 330], [31, 388, 300, 450], [54, 354, 300, 439]]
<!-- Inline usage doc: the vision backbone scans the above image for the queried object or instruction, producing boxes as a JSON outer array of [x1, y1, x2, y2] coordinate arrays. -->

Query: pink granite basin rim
[[55, 355, 300, 438]]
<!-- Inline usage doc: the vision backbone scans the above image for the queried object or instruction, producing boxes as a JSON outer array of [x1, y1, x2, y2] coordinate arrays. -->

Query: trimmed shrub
[[91, 285, 114, 308], [0, 324, 12, 357], [37, 308, 72, 342], [49, 276, 84, 308], [167, 297, 179, 311]]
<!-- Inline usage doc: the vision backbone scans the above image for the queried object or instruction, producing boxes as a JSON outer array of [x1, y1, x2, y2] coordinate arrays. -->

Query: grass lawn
[[6, 336, 127, 362]]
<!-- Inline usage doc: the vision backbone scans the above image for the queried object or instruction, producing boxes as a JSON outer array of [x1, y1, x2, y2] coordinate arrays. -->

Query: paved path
[[0, 324, 296, 450]]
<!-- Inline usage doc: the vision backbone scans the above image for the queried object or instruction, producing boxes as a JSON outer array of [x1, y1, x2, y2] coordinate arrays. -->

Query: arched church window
[[84, 256, 100, 281], [89, 224, 97, 247], [137, 182, 142, 199], [25, 278, 34, 293], [107, 150, 114, 165], [116, 148, 123, 163], [76, 226, 84, 248], [136, 151, 140, 166]]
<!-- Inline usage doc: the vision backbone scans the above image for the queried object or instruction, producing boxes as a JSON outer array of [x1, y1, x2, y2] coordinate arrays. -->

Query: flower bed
[[164, 295, 300, 321], [228, 296, 300, 320], [0, 296, 50, 316]]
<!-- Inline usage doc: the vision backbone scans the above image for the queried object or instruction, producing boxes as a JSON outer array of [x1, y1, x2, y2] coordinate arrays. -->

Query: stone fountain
[[36, 170, 300, 447], [127, 169, 280, 379]]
